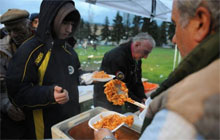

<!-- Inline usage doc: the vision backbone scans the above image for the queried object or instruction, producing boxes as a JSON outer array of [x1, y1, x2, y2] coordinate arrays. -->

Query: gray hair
[[132, 32, 156, 48], [16, 18, 32, 32], [20, 18, 31, 28], [176, 0, 220, 29]]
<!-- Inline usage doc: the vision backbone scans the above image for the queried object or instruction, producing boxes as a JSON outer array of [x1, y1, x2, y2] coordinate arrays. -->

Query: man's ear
[[194, 6, 211, 42], [134, 41, 141, 48]]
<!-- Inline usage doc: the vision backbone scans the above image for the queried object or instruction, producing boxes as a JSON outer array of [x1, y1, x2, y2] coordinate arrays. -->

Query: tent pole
[[178, 50, 181, 64], [151, 0, 156, 18], [173, 44, 177, 70]]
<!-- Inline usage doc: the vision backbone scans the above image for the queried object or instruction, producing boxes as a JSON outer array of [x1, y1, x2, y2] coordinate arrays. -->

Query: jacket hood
[[36, 0, 80, 44]]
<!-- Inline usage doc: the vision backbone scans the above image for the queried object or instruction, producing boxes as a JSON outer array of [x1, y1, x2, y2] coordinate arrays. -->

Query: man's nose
[[10, 31, 18, 38], [172, 34, 176, 44], [66, 24, 72, 33], [143, 54, 148, 59]]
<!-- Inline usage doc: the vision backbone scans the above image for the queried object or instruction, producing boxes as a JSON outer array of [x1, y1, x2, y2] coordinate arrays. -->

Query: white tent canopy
[[78, 0, 181, 70], [79, 0, 173, 22]]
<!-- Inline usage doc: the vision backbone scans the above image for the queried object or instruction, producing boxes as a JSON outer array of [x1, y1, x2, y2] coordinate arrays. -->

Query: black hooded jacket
[[6, 0, 81, 139]]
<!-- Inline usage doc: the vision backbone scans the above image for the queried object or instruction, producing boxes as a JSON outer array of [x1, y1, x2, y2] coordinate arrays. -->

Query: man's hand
[[54, 86, 69, 104], [80, 73, 93, 85], [94, 128, 115, 140], [139, 98, 147, 112], [7, 103, 25, 121]]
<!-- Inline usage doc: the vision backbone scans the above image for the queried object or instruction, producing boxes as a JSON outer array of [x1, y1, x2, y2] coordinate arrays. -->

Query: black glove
[[7, 103, 25, 121]]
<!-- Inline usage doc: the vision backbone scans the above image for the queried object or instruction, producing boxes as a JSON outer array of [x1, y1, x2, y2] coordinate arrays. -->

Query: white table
[[78, 85, 94, 103]]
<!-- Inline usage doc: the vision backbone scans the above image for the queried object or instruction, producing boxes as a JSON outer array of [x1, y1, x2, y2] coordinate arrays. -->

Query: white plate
[[141, 78, 148, 82], [92, 74, 115, 82], [88, 111, 125, 132]]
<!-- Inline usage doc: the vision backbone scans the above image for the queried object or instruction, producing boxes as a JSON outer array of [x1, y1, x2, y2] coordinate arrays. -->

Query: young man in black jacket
[[94, 32, 155, 113], [6, 0, 82, 139]]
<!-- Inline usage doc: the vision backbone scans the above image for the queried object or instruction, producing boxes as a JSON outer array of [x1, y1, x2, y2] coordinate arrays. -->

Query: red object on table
[[142, 82, 159, 94]]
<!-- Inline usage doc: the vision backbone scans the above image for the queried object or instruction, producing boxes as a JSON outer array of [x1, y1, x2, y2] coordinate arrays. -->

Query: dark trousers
[[0, 113, 26, 139]]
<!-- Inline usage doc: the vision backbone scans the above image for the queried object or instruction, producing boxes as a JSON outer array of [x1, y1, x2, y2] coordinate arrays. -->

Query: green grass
[[75, 45, 175, 84], [75, 45, 113, 71], [142, 48, 174, 84]]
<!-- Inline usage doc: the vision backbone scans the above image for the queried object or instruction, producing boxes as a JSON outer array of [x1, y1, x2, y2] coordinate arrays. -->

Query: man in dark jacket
[[140, 0, 220, 139], [94, 32, 155, 113], [0, 9, 33, 139], [94, 0, 219, 139], [6, 0, 81, 139]]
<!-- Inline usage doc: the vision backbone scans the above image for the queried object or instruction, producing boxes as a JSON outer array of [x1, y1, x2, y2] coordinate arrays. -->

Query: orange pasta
[[142, 82, 159, 93], [93, 114, 134, 130], [104, 79, 135, 105], [123, 115, 134, 127], [92, 71, 110, 78]]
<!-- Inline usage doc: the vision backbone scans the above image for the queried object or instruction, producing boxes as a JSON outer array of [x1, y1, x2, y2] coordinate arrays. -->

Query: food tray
[[92, 74, 115, 82], [68, 120, 140, 140], [88, 111, 125, 132], [51, 107, 141, 139]]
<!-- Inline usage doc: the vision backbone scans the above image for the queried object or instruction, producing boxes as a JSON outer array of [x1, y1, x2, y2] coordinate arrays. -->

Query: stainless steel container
[[51, 107, 141, 139]]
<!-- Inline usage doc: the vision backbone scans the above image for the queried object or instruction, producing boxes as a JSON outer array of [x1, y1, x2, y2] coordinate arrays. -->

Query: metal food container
[[51, 107, 141, 139]]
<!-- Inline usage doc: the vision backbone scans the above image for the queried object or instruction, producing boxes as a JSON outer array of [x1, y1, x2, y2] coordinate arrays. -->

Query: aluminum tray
[[51, 107, 141, 139]]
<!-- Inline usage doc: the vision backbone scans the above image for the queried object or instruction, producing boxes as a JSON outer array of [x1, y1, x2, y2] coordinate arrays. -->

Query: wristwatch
[[102, 135, 116, 140]]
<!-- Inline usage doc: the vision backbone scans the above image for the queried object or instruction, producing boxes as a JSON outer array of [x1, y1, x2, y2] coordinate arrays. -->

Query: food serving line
[[51, 72, 158, 139], [52, 86, 156, 139], [51, 107, 143, 139]]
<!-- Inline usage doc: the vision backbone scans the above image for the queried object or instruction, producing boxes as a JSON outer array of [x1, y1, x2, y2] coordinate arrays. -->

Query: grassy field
[[75, 45, 175, 84]]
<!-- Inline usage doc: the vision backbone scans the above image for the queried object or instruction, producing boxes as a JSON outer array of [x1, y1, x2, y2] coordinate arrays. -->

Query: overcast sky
[[0, 0, 119, 25], [0, 0, 173, 26]]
